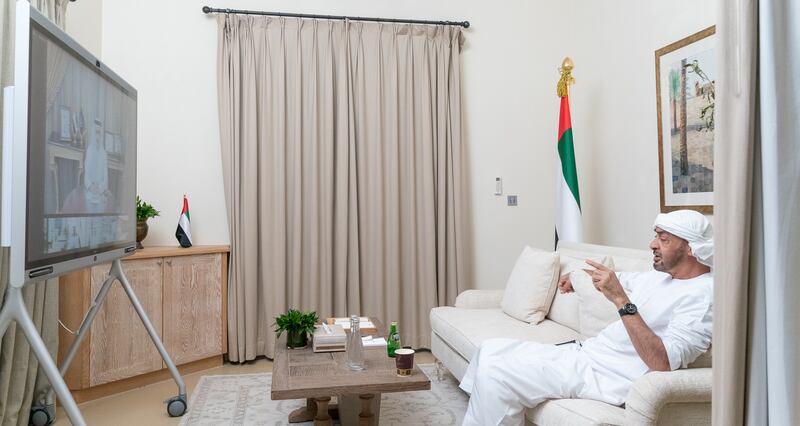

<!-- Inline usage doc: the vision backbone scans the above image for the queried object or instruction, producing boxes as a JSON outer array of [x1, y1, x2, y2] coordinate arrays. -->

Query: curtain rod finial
[[202, 6, 212, 14], [463, 21, 470, 28]]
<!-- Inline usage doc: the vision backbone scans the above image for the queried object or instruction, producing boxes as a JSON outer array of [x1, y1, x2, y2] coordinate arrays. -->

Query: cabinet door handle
[[166, 259, 172, 266], [156, 260, 162, 266]]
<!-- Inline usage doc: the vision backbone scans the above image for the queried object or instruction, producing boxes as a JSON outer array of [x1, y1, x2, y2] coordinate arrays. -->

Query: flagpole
[[555, 57, 578, 249]]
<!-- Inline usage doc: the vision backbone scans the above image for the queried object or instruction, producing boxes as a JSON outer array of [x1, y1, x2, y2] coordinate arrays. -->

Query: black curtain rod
[[202, 6, 470, 28]]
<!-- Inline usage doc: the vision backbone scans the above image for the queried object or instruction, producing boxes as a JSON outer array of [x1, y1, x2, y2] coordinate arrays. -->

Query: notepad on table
[[326, 317, 378, 334]]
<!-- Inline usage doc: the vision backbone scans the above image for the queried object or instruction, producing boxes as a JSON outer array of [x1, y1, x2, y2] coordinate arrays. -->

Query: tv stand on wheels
[[2, 3, 187, 424], [0, 284, 85, 426], [0, 258, 188, 426]]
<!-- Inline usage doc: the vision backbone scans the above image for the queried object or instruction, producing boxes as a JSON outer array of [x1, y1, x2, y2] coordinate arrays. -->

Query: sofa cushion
[[556, 241, 653, 273], [571, 269, 623, 338], [559, 254, 611, 276], [429, 307, 582, 361], [549, 255, 614, 333], [547, 291, 581, 334], [527, 398, 626, 426], [500, 247, 561, 324]]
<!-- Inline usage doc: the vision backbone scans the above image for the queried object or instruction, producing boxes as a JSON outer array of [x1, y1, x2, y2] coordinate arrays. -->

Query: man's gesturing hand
[[585, 259, 629, 309]]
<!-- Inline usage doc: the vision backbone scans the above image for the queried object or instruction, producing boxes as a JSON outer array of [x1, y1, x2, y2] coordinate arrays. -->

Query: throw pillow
[[500, 246, 560, 324], [548, 255, 614, 332], [571, 268, 626, 337], [559, 254, 614, 277]]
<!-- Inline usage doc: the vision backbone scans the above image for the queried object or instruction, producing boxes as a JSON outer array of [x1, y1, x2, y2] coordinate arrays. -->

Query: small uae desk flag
[[176, 195, 193, 248], [555, 57, 583, 244]]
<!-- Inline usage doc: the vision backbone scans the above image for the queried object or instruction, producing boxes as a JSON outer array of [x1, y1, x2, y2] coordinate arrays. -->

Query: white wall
[[74, 0, 714, 289], [64, 0, 102, 57], [568, 1, 716, 252], [98, 1, 229, 247], [94, 0, 574, 285]]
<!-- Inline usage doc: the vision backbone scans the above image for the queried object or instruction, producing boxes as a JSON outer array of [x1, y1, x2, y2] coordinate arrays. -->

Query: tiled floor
[[54, 351, 436, 425]]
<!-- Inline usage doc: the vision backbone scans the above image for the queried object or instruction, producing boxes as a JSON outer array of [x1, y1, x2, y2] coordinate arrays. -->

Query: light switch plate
[[507, 195, 518, 206]]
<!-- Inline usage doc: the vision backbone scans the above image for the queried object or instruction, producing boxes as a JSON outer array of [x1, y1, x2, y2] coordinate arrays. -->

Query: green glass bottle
[[387, 321, 401, 357]]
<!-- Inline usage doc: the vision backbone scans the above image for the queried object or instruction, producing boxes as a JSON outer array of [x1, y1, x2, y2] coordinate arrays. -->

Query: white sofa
[[430, 241, 712, 426]]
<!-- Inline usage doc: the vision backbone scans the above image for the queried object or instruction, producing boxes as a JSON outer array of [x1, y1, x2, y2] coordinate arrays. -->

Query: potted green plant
[[274, 309, 319, 349], [136, 196, 160, 249]]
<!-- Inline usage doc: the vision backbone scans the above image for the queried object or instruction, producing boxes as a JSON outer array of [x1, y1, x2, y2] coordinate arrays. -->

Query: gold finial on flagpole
[[557, 57, 575, 98]]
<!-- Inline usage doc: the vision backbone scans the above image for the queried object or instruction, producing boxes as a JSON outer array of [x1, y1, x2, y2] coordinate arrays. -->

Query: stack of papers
[[327, 317, 378, 334], [312, 323, 387, 352], [362, 336, 388, 348], [312, 324, 346, 352]]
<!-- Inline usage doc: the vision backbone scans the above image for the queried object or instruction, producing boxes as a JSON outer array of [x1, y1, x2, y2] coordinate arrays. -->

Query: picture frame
[[655, 26, 715, 214], [71, 109, 86, 147], [59, 106, 72, 141]]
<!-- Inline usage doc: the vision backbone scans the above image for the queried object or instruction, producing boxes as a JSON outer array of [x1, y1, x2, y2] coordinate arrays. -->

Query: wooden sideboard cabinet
[[58, 245, 229, 402]]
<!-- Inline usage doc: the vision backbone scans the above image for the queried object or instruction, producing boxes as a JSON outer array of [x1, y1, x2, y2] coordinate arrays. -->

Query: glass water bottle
[[346, 315, 365, 371]]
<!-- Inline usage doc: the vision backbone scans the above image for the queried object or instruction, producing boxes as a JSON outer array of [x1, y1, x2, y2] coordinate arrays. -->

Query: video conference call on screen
[[26, 22, 137, 270]]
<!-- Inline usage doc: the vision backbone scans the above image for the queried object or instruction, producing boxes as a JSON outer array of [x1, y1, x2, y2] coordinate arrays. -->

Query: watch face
[[625, 303, 637, 314]]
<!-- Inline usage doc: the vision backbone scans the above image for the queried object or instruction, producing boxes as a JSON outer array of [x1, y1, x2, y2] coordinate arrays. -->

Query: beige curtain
[[712, 0, 758, 421], [218, 15, 471, 361], [45, 48, 68, 110], [0, 1, 68, 425], [714, 0, 800, 424]]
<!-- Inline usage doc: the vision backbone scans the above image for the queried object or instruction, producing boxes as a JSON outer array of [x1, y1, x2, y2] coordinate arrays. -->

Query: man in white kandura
[[460, 210, 714, 426]]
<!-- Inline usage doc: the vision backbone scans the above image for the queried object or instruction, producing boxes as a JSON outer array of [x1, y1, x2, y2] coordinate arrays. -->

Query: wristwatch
[[618, 303, 638, 317]]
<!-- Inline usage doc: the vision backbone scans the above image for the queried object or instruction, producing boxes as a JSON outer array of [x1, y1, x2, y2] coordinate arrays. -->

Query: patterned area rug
[[179, 363, 468, 425]]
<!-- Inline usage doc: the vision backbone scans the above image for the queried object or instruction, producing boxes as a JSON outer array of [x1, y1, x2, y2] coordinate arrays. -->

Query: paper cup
[[395, 348, 415, 376]]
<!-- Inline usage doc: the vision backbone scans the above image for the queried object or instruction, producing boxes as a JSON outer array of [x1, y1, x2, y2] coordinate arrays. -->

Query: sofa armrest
[[624, 368, 711, 425], [453, 290, 505, 309]]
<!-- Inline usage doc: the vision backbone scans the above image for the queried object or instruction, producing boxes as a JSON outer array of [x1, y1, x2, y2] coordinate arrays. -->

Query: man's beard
[[653, 250, 684, 272]]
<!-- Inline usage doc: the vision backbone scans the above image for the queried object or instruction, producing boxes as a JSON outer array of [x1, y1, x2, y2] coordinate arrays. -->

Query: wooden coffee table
[[271, 318, 430, 425]]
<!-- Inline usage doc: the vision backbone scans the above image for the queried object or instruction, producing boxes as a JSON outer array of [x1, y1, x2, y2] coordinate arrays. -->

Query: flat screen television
[[3, 2, 137, 287]]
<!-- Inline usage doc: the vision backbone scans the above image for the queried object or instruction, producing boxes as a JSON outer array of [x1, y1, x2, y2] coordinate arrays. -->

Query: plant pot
[[286, 330, 308, 349], [136, 219, 149, 249]]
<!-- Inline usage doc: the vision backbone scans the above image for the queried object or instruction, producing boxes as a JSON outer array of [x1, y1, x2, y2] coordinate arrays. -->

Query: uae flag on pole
[[175, 195, 193, 248], [555, 95, 583, 243]]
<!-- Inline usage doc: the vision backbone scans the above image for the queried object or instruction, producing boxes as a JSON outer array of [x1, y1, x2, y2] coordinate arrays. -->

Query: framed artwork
[[71, 109, 86, 147], [59, 106, 72, 141], [655, 26, 715, 214]]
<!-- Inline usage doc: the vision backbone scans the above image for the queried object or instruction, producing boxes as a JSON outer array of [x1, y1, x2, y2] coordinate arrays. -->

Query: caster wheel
[[30, 407, 52, 426], [166, 396, 187, 417]]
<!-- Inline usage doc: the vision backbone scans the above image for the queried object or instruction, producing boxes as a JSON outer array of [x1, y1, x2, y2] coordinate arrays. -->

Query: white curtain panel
[[715, 0, 800, 424], [755, 0, 800, 423]]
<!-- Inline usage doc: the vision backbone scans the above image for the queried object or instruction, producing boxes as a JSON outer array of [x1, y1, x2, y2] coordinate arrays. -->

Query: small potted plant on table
[[274, 309, 319, 349], [136, 196, 160, 249]]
